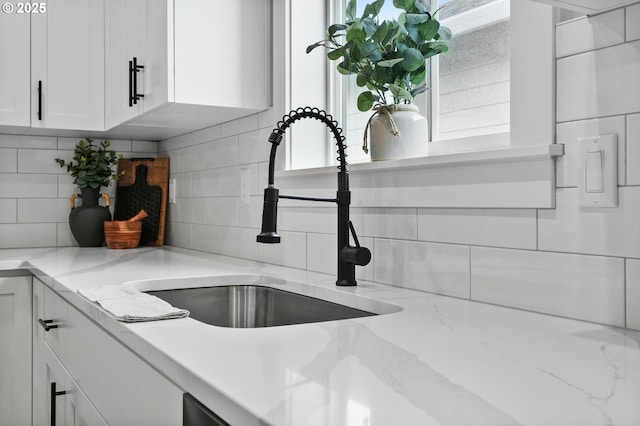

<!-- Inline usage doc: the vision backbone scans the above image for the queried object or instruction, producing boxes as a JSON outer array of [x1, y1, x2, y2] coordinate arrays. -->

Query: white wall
[[157, 3, 640, 331], [0, 136, 157, 247]]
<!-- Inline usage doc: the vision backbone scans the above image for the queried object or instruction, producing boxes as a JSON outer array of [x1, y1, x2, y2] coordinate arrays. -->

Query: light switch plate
[[578, 134, 617, 208], [169, 178, 177, 204]]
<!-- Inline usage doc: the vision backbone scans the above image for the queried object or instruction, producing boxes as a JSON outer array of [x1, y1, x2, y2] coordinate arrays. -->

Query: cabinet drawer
[[38, 281, 182, 425]]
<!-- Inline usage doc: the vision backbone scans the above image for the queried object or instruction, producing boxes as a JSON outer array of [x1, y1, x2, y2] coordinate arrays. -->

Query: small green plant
[[55, 138, 124, 189], [307, 0, 451, 112]]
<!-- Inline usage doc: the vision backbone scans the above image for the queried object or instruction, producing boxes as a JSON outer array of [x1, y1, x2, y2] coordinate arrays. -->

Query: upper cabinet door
[[31, 0, 105, 131], [105, 0, 168, 129], [173, 0, 271, 109], [0, 12, 30, 127]]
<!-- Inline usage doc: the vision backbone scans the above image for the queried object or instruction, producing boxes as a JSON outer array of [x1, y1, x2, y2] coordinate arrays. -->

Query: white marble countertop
[[2, 246, 639, 425]]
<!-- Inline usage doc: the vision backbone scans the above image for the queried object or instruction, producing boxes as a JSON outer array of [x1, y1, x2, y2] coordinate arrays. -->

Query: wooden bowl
[[104, 221, 142, 249]]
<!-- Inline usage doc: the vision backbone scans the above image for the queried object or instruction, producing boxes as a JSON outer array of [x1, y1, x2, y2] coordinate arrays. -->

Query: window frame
[[273, 0, 562, 209]]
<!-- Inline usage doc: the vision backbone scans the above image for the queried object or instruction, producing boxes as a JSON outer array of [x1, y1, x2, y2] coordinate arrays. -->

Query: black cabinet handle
[[38, 318, 58, 332], [132, 57, 144, 105], [50, 382, 67, 426], [37, 80, 42, 120], [128, 60, 134, 107]]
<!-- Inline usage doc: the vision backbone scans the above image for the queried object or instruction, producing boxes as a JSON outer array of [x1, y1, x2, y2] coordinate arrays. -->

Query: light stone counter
[[2, 246, 639, 425]]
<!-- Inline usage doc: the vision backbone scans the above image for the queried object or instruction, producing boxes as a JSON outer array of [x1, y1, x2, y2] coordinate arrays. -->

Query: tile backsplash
[[0, 136, 156, 248], [2, 4, 640, 332]]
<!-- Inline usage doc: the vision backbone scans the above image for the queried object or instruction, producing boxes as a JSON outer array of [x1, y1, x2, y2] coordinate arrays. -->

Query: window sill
[[276, 144, 564, 209]]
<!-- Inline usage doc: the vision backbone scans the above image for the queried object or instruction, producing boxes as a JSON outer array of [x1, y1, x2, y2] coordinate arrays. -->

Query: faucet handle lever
[[342, 221, 371, 266], [348, 221, 361, 247]]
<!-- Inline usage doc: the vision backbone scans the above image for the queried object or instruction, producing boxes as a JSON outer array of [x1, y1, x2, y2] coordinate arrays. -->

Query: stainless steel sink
[[147, 285, 377, 328]]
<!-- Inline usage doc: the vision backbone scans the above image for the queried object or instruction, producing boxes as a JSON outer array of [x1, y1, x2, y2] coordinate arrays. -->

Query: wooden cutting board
[[114, 158, 169, 246]]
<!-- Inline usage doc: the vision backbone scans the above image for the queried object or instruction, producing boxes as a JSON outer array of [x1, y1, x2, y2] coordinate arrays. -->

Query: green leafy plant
[[307, 0, 451, 112], [55, 138, 124, 189]]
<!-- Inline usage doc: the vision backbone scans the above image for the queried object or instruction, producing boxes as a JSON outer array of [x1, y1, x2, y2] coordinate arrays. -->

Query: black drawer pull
[[38, 318, 58, 332], [50, 382, 67, 426]]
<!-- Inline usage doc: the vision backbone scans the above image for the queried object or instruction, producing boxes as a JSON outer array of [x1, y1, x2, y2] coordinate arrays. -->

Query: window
[[341, 0, 511, 164], [286, 0, 554, 170]]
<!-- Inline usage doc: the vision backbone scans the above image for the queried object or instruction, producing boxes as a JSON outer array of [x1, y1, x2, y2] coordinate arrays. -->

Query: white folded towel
[[77, 284, 189, 323]]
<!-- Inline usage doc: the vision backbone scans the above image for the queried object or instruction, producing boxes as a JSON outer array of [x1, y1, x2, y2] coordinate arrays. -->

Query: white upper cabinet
[[105, 0, 168, 129], [0, 12, 30, 127], [31, 0, 105, 131], [529, 0, 638, 14], [106, 0, 272, 138], [2, 0, 271, 138]]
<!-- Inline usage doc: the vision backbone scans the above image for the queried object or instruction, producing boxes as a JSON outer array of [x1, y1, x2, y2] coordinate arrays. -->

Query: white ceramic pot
[[368, 104, 428, 161]]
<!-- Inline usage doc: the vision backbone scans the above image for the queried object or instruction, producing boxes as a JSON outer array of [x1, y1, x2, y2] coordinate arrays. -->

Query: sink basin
[[147, 285, 376, 328], [128, 275, 401, 328]]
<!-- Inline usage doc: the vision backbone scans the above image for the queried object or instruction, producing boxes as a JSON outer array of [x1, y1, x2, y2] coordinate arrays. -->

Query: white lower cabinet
[[38, 344, 107, 426], [33, 278, 184, 425], [0, 276, 32, 426]]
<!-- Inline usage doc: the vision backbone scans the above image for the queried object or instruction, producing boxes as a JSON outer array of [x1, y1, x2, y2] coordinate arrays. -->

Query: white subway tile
[[0, 199, 16, 223], [159, 133, 192, 153], [0, 135, 56, 149], [627, 113, 640, 185], [352, 207, 418, 240], [238, 127, 272, 164], [18, 149, 64, 174], [0, 148, 16, 172], [166, 222, 192, 249], [219, 164, 259, 197], [374, 239, 470, 299], [204, 197, 238, 226], [191, 125, 221, 145], [57, 175, 76, 199], [238, 196, 263, 229], [627, 259, 640, 330], [220, 226, 258, 260], [417, 208, 536, 250], [258, 230, 307, 269], [627, 3, 640, 42], [0, 174, 57, 198], [471, 247, 625, 327], [203, 136, 238, 169], [192, 169, 220, 197], [191, 224, 221, 253], [106, 139, 132, 152], [173, 173, 192, 198], [18, 199, 69, 223], [556, 9, 625, 58], [539, 188, 640, 258], [307, 233, 336, 275], [56, 223, 75, 247], [556, 115, 626, 187], [279, 206, 335, 234], [131, 140, 159, 153], [180, 145, 206, 172], [557, 41, 640, 122], [177, 198, 205, 224], [220, 114, 259, 139], [0, 224, 57, 248]]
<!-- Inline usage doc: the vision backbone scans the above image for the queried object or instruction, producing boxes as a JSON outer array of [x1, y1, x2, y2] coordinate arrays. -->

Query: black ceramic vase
[[69, 187, 112, 247]]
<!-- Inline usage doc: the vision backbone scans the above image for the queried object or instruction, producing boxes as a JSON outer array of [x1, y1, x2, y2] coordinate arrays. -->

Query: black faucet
[[256, 107, 371, 286]]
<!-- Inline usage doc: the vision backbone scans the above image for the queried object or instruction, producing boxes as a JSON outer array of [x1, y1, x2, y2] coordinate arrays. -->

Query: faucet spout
[[256, 107, 370, 286]]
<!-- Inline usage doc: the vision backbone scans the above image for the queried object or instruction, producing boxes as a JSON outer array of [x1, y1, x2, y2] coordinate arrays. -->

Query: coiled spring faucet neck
[[256, 107, 370, 286]]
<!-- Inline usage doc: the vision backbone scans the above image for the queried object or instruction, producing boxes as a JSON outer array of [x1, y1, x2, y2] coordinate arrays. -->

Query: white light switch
[[169, 178, 177, 204], [585, 150, 603, 193], [578, 134, 617, 208]]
